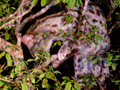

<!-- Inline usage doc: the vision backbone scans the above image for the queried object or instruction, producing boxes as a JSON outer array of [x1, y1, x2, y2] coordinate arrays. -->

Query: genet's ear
[[58, 41, 71, 60]]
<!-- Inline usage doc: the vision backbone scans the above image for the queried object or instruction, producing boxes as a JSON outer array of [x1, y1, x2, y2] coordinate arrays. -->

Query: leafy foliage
[[0, 0, 120, 90]]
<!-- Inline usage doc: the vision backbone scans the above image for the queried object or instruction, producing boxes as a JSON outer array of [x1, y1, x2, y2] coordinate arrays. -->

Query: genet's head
[[22, 34, 35, 49]]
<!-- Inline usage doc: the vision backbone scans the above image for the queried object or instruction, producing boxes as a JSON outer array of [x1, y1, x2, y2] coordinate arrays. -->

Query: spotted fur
[[73, 5, 110, 82], [22, 4, 110, 83]]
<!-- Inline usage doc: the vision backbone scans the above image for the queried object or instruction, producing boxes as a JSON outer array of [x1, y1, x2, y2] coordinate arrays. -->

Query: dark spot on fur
[[67, 28, 70, 31], [78, 64, 80, 68], [100, 21, 102, 24], [89, 9, 95, 14], [78, 59, 81, 62], [101, 31, 104, 35], [45, 24, 50, 26], [52, 24, 57, 27], [93, 67, 95, 70], [92, 19, 97, 23], [86, 15, 92, 19], [75, 70, 78, 72], [77, 75, 83, 79], [86, 21, 90, 24], [79, 21, 84, 26], [100, 21, 105, 26], [103, 73, 106, 75], [96, 9, 100, 16], [80, 66, 84, 70], [97, 30, 100, 34]]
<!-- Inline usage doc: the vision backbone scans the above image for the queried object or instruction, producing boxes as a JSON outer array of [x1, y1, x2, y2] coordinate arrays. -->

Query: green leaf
[[62, 76, 70, 80], [23, 77, 27, 83], [74, 82, 81, 90], [62, 0, 69, 3], [95, 35, 99, 41], [53, 42, 58, 47], [30, 73, 35, 84], [112, 63, 116, 70], [92, 59, 97, 64], [59, 33, 66, 37], [68, 0, 76, 9], [92, 26, 97, 32], [0, 52, 6, 59], [79, 0, 83, 6], [58, 41, 62, 46], [39, 73, 45, 80], [99, 35, 104, 41], [21, 83, 28, 90], [21, 60, 27, 68], [115, 12, 119, 15], [42, 78, 48, 88], [66, 15, 73, 24], [31, 77, 35, 84], [107, 54, 113, 62], [45, 51, 50, 57], [31, 0, 39, 6], [3, 85, 8, 90], [61, 80, 66, 86], [15, 63, 22, 72], [4, 26, 9, 30], [79, 35, 86, 40], [5, 53, 13, 66], [94, 39, 98, 45], [0, 81, 4, 87], [76, 0, 80, 7], [107, 61, 112, 67], [54, 71, 62, 74], [10, 69, 15, 78], [41, 0, 46, 7], [27, 59, 35, 62], [2, 4, 7, 9], [72, 87, 76, 90], [4, 32, 10, 40], [55, 0, 60, 4], [46, 72, 55, 80], [33, 68, 44, 74], [56, 86, 62, 90], [64, 82, 72, 90]]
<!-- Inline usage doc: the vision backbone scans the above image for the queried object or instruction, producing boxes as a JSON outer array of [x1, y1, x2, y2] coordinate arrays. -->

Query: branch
[[0, 5, 33, 30], [95, 79, 104, 90], [0, 38, 23, 65], [0, 0, 25, 22], [82, 0, 90, 16], [108, 20, 120, 34], [0, 0, 32, 24], [107, 0, 116, 21], [110, 0, 115, 8], [0, 77, 15, 84], [17, 1, 57, 32]]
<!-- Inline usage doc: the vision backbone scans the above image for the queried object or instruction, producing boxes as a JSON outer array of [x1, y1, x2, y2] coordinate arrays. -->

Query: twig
[[108, 22, 120, 34], [0, 0, 32, 23], [82, 0, 90, 16], [17, 1, 57, 32], [111, 59, 120, 61], [95, 79, 104, 90], [0, 38, 23, 65], [0, 0, 25, 22], [108, 24, 116, 34], [110, 0, 115, 8], [107, 0, 116, 34], [0, 62, 6, 71], [0, 77, 15, 84], [0, 5, 33, 30]]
